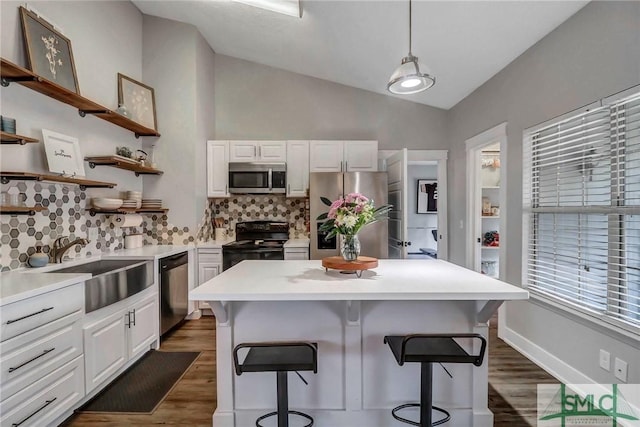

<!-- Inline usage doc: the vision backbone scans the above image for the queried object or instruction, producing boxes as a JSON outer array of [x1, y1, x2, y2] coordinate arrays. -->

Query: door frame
[[465, 123, 507, 279]]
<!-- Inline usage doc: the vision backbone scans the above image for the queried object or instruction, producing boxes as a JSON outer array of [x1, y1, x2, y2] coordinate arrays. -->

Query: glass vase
[[340, 234, 361, 261]]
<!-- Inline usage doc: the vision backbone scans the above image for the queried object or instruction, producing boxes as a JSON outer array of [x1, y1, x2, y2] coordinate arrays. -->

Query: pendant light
[[387, 0, 435, 95]]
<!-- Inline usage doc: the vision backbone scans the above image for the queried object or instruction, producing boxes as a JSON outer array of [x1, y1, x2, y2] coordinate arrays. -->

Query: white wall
[[447, 1, 640, 383], [0, 1, 144, 196], [213, 54, 448, 149]]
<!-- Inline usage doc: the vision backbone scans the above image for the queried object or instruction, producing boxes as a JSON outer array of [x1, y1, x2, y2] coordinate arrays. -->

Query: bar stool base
[[256, 410, 314, 427], [391, 403, 451, 427]]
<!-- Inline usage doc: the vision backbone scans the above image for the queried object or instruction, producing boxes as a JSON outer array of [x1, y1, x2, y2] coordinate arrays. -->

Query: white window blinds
[[524, 89, 640, 330]]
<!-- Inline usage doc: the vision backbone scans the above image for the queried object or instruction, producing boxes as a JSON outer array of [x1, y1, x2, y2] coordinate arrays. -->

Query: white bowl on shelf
[[92, 198, 123, 210]]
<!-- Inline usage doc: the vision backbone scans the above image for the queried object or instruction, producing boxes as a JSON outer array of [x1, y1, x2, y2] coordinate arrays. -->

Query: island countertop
[[190, 259, 528, 302]]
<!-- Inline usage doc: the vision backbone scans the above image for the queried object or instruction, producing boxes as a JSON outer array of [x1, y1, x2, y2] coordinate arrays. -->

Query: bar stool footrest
[[256, 410, 314, 427], [391, 403, 451, 427]]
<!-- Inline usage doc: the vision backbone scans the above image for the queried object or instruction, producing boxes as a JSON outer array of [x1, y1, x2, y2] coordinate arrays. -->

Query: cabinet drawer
[[284, 251, 309, 260], [0, 355, 84, 427], [1, 311, 82, 400], [1, 283, 83, 342], [198, 249, 222, 263]]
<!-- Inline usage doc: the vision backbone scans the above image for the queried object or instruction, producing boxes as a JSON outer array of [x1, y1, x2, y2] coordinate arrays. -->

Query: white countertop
[[196, 240, 233, 249], [190, 259, 529, 302], [284, 238, 310, 248], [104, 245, 194, 260], [0, 271, 91, 306]]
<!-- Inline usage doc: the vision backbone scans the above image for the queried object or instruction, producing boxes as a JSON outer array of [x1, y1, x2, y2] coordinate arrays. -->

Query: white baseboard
[[498, 323, 595, 385]]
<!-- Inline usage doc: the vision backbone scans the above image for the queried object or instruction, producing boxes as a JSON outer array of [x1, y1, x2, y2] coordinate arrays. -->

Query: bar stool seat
[[234, 341, 318, 427], [384, 334, 487, 427]]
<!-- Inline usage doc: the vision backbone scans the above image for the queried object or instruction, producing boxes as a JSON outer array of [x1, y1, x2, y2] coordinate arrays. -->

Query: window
[[523, 87, 640, 332]]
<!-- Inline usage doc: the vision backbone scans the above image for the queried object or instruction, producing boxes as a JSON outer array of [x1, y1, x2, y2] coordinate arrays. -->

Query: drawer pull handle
[[8, 348, 55, 373], [131, 309, 136, 326], [11, 397, 57, 426], [6, 307, 54, 324]]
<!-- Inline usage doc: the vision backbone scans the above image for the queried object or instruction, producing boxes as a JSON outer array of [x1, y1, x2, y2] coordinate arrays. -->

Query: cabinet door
[[128, 294, 158, 360], [259, 141, 287, 161], [198, 262, 221, 309], [84, 311, 127, 393], [344, 140, 378, 171], [207, 141, 229, 197], [309, 141, 344, 172], [229, 141, 258, 162], [284, 249, 309, 260], [286, 141, 309, 197]]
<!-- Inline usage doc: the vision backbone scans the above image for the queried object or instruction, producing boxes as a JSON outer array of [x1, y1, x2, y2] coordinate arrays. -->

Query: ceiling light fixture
[[387, 0, 435, 95], [232, 0, 301, 18]]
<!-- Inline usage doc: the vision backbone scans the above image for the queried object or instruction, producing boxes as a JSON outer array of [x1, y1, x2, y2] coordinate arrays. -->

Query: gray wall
[[213, 54, 448, 149], [447, 1, 640, 383], [141, 15, 215, 230], [0, 1, 144, 195]]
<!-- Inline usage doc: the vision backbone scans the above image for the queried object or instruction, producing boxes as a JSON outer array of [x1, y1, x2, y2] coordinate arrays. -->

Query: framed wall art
[[417, 180, 437, 213], [117, 73, 158, 130], [19, 6, 80, 94]]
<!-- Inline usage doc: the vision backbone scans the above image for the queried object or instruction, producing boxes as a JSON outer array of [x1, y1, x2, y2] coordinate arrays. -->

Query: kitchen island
[[190, 259, 528, 427]]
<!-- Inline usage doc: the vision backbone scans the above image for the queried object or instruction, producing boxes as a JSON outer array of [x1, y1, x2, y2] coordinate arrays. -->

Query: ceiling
[[133, 0, 588, 110]]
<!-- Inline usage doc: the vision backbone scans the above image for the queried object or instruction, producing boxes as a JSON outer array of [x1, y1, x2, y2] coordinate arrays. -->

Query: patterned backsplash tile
[[1, 181, 193, 271], [197, 195, 310, 241]]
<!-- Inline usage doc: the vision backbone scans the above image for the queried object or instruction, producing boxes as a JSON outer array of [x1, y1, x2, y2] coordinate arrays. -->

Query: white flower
[[342, 215, 357, 228]]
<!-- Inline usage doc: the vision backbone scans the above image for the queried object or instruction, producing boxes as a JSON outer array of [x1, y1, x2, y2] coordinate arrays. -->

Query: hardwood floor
[[64, 315, 557, 427]]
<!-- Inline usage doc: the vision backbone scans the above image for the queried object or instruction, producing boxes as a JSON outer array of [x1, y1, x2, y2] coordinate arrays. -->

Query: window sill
[[527, 290, 640, 348]]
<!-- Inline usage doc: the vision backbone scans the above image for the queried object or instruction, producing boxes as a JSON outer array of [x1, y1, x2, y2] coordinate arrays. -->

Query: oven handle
[[268, 168, 273, 191]]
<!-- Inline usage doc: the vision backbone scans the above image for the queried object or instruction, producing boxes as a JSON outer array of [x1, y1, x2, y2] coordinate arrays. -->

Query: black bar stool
[[383, 334, 487, 427], [233, 341, 318, 427]]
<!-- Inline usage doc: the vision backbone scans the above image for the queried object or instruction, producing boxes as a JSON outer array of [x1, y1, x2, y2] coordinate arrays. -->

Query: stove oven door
[[222, 248, 284, 271]]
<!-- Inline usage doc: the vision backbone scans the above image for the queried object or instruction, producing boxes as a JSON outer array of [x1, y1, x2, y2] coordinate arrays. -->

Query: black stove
[[222, 221, 288, 271]]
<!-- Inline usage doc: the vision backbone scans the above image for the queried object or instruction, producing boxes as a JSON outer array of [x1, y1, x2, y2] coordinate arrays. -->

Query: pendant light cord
[[408, 0, 412, 55]]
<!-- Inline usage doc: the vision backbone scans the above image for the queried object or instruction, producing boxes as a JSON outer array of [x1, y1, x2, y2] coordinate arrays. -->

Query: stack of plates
[[123, 191, 142, 209], [93, 198, 123, 210], [141, 199, 163, 209]]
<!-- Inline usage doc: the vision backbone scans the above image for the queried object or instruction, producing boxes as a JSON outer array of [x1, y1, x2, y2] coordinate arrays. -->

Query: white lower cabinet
[[197, 249, 222, 311], [284, 247, 310, 260], [84, 290, 158, 394]]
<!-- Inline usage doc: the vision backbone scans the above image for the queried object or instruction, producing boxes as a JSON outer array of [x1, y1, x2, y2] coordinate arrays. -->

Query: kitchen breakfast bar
[[190, 259, 528, 427]]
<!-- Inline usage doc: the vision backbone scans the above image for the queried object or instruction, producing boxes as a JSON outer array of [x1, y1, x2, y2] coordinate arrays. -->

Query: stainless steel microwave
[[228, 162, 286, 194]]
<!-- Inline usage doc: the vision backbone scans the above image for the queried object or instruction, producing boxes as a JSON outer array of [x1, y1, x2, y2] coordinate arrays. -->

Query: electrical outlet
[[599, 349, 610, 371], [614, 357, 628, 382], [87, 228, 98, 242]]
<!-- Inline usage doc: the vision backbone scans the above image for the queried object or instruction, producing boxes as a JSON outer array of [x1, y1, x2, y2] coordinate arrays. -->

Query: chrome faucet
[[50, 236, 89, 263]]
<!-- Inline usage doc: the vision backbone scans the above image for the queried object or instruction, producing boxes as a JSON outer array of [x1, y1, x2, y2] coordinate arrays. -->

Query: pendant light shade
[[387, 0, 435, 95]]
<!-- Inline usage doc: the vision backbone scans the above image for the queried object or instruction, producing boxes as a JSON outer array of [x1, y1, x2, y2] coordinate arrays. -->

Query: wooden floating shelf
[[85, 156, 163, 176], [0, 171, 116, 190], [1, 58, 160, 138], [89, 208, 168, 216], [0, 131, 38, 145], [0, 205, 46, 216]]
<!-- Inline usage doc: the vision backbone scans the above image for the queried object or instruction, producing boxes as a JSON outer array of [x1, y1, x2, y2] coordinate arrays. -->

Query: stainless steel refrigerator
[[310, 172, 388, 260]]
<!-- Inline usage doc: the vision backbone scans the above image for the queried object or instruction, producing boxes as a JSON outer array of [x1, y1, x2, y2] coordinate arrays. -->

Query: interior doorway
[[465, 123, 507, 279]]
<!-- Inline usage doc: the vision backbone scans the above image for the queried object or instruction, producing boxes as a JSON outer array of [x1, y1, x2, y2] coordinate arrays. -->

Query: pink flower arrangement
[[318, 192, 392, 238]]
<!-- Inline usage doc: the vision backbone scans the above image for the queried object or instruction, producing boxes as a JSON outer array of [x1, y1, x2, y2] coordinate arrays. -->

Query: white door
[[286, 141, 309, 197], [207, 141, 229, 197], [344, 140, 378, 172], [84, 311, 127, 393], [309, 141, 344, 172], [259, 141, 287, 161], [387, 148, 409, 259], [128, 294, 158, 359], [229, 141, 258, 162]]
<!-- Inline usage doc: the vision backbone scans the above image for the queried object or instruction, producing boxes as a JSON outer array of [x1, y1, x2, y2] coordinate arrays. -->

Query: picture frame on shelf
[[19, 6, 80, 94], [417, 179, 437, 214], [117, 73, 158, 131], [42, 129, 85, 177]]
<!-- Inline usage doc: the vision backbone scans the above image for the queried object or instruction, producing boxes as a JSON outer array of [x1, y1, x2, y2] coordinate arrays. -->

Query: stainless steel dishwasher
[[159, 252, 189, 337]]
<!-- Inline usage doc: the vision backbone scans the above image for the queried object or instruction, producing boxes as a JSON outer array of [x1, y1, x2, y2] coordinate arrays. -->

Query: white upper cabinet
[[207, 141, 229, 198], [286, 141, 310, 197], [229, 141, 286, 162], [310, 141, 378, 172], [344, 140, 378, 172]]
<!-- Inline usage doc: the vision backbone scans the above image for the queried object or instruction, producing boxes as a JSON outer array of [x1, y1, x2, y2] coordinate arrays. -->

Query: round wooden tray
[[322, 256, 378, 278]]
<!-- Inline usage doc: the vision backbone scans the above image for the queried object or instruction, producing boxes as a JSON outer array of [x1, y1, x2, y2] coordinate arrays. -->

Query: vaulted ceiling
[[134, 0, 588, 110]]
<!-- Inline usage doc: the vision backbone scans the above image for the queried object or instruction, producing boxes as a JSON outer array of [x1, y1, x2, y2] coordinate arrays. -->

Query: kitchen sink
[[50, 259, 154, 313]]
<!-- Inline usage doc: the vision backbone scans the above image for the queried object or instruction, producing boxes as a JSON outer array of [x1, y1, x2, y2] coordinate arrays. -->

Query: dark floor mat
[[80, 350, 200, 414]]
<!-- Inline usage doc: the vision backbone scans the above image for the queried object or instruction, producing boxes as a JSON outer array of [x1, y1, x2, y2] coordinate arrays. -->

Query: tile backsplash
[[1, 181, 193, 271], [197, 195, 310, 241]]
